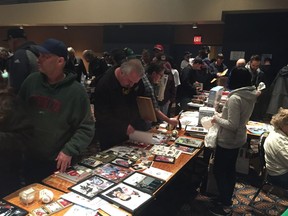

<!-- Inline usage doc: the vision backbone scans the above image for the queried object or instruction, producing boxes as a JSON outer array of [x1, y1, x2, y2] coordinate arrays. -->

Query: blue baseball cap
[[34, 38, 67, 61]]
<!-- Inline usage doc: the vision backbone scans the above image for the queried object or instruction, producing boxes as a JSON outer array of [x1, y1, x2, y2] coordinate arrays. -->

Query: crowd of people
[[0, 27, 288, 216]]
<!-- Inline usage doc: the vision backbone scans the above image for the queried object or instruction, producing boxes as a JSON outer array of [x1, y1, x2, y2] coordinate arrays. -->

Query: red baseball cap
[[153, 44, 164, 52]]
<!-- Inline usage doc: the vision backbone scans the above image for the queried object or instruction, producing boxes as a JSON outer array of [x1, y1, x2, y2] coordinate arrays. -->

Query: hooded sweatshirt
[[267, 66, 288, 115], [214, 86, 258, 149], [18, 72, 95, 160]]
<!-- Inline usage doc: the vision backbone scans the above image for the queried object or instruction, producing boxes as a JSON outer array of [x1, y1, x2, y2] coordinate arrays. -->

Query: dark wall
[[103, 25, 174, 56], [222, 11, 288, 72]]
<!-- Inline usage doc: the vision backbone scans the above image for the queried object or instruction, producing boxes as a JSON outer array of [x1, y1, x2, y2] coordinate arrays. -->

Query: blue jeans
[[213, 145, 240, 206]]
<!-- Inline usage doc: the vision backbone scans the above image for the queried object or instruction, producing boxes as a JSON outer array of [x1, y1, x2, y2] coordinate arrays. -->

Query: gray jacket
[[215, 86, 258, 149]]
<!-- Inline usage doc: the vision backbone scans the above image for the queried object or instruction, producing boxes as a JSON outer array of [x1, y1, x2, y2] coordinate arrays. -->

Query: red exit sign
[[193, 35, 202, 44]]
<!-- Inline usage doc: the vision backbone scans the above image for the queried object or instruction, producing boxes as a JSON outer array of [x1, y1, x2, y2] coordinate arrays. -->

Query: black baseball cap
[[3, 28, 27, 41], [33, 38, 68, 61]]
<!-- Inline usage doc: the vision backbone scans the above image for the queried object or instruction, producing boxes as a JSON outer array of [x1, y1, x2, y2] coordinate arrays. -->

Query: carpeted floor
[[174, 166, 288, 216]]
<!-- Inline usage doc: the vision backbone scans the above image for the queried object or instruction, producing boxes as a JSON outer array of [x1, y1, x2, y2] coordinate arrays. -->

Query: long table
[[4, 128, 204, 215]]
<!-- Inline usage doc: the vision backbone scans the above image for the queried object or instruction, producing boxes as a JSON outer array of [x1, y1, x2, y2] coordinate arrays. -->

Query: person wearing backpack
[[3, 28, 39, 94]]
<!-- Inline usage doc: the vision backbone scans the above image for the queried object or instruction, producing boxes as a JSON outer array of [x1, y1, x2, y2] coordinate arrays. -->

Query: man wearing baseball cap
[[19, 38, 95, 183], [4, 28, 39, 93]]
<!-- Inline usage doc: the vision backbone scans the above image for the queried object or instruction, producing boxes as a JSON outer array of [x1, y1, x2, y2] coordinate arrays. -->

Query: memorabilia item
[[54, 165, 92, 183], [175, 136, 203, 148], [185, 125, 208, 134], [173, 144, 196, 155], [100, 183, 152, 213], [93, 163, 133, 183], [110, 157, 134, 168], [149, 145, 181, 158], [43, 201, 62, 213], [92, 151, 117, 163], [69, 175, 114, 199], [39, 189, 54, 204], [0, 199, 28, 216], [31, 198, 72, 216], [123, 172, 165, 194], [143, 167, 172, 181], [31, 206, 49, 216], [131, 160, 153, 171], [56, 198, 72, 208], [78, 157, 103, 169], [19, 187, 36, 205], [153, 155, 175, 164]]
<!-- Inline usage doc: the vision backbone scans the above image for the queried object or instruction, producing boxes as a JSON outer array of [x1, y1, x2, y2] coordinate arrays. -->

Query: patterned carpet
[[176, 178, 288, 216]]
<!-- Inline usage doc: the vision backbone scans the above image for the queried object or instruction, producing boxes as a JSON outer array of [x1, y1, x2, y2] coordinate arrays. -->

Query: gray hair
[[120, 59, 145, 77]]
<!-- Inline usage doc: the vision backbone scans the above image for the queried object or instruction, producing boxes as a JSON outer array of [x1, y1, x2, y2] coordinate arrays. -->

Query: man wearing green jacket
[[19, 38, 95, 183]]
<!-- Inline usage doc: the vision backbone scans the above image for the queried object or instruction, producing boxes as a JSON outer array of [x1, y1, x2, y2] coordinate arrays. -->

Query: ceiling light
[[192, 23, 198, 29]]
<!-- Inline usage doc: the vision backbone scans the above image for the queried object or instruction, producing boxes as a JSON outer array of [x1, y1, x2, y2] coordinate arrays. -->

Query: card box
[[78, 157, 103, 169], [123, 172, 165, 194], [153, 155, 175, 164], [0, 199, 28, 216], [93, 163, 134, 183], [54, 165, 92, 183], [174, 136, 203, 148], [99, 182, 152, 213], [68, 175, 115, 200]]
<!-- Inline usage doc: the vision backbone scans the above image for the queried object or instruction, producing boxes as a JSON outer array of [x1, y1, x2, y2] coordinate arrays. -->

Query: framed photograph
[[100, 183, 152, 213], [68, 175, 115, 199], [94, 163, 134, 183], [78, 157, 103, 169], [0, 199, 28, 216], [153, 155, 175, 164], [123, 172, 165, 194], [110, 157, 134, 168], [92, 151, 117, 163], [175, 136, 203, 148]]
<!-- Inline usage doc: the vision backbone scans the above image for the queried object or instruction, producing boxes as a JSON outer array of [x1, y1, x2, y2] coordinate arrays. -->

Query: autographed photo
[[123, 172, 165, 194], [94, 163, 133, 183], [69, 175, 114, 199], [100, 183, 152, 213]]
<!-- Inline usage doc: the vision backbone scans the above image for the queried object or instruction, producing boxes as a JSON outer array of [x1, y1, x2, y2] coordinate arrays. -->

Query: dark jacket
[[7, 41, 39, 94], [0, 90, 33, 197]]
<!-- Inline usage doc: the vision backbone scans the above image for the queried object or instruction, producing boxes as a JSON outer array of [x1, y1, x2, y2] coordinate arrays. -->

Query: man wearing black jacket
[[4, 28, 39, 94]]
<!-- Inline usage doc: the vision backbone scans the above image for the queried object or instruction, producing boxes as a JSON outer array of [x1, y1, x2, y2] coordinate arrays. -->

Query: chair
[[249, 131, 287, 206]]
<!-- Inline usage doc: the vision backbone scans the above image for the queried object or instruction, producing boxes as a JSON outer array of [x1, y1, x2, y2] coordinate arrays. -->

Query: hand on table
[[55, 151, 72, 172]]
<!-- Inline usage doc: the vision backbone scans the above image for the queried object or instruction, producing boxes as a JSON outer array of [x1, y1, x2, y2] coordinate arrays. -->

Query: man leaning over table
[[18, 38, 95, 184]]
